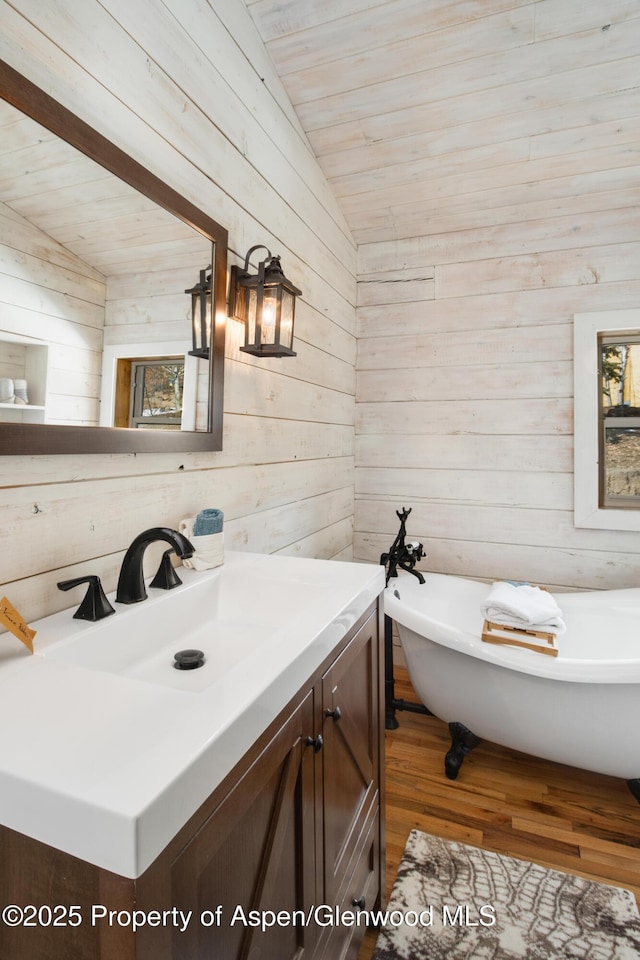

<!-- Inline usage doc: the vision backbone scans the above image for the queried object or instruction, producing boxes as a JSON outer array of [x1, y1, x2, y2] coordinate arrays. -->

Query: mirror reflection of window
[[599, 332, 640, 507], [115, 358, 184, 430]]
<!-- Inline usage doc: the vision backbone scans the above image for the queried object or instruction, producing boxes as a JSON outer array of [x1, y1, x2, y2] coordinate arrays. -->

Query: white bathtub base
[[402, 626, 640, 781]]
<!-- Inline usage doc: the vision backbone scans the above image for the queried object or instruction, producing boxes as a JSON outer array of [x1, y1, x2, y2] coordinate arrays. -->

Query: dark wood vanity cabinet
[[0, 600, 384, 960], [316, 612, 382, 960], [145, 691, 318, 960]]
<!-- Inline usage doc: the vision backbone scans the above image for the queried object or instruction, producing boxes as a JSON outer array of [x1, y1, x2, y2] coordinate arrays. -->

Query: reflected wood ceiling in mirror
[[0, 100, 206, 277]]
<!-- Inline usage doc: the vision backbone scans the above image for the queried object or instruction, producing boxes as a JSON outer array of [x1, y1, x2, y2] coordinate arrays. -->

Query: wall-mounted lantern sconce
[[185, 266, 212, 359], [229, 245, 301, 357]]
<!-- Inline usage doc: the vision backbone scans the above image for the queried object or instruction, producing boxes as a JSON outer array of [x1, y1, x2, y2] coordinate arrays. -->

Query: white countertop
[[0, 551, 383, 878]]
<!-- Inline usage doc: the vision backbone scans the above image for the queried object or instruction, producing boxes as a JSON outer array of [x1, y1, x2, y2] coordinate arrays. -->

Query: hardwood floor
[[358, 667, 640, 959]]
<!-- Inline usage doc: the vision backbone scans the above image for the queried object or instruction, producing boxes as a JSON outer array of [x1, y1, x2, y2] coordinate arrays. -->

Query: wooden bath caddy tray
[[481, 619, 558, 657]]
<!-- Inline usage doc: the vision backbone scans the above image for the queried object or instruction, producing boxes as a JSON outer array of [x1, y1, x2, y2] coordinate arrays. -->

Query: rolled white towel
[[481, 581, 566, 635]]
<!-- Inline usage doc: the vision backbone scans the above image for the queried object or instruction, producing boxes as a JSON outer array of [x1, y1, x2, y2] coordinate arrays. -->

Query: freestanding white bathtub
[[384, 572, 640, 795]]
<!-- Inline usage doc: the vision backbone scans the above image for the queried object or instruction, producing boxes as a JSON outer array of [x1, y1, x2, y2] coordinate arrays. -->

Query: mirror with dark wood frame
[[0, 59, 227, 455]]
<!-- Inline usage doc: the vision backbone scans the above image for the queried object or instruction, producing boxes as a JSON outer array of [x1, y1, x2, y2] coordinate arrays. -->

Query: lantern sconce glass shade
[[185, 266, 212, 359], [229, 245, 301, 358]]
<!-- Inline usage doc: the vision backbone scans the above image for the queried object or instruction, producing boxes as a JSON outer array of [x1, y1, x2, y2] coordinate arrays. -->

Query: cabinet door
[[163, 692, 316, 960], [321, 614, 378, 904]]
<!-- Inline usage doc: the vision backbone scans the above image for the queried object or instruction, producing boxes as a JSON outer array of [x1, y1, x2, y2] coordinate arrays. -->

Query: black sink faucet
[[116, 527, 194, 604]]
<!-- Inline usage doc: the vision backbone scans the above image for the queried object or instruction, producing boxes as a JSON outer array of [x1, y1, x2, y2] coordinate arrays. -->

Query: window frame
[[129, 358, 185, 430], [598, 332, 640, 509], [574, 308, 640, 530]]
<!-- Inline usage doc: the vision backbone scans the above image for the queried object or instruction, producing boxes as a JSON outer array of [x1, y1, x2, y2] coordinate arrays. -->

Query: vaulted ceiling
[[245, 0, 640, 246]]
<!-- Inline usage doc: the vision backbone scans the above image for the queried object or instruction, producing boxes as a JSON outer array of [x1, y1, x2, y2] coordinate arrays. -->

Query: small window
[[115, 358, 185, 430], [599, 332, 640, 507]]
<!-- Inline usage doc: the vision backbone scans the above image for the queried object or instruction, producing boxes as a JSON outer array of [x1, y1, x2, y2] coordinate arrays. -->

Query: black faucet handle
[[150, 550, 183, 591], [57, 575, 116, 622]]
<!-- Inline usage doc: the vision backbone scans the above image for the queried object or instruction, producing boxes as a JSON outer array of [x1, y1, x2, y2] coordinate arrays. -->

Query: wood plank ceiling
[[244, 0, 640, 246]]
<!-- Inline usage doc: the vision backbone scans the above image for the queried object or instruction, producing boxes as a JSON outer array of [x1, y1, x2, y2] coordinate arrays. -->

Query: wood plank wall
[[343, 1, 640, 593], [243, 0, 640, 592], [355, 212, 640, 590], [0, 0, 357, 623]]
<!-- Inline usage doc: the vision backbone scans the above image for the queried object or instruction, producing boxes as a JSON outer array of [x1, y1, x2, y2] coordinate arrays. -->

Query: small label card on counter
[[0, 597, 36, 653]]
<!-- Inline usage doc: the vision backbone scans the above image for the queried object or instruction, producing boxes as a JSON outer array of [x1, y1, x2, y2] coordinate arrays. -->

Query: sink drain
[[173, 649, 206, 670]]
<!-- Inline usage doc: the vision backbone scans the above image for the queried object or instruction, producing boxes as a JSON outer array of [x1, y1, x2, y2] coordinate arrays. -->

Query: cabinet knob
[[305, 734, 324, 753], [352, 896, 366, 910], [325, 706, 342, 721]]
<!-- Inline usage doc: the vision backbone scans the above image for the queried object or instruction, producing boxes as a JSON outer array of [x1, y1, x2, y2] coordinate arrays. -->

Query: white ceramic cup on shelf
[[13, 379, 28, 404], [0, 378, 14, 403]]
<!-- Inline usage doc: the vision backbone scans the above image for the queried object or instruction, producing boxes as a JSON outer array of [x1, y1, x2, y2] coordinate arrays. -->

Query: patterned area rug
[[372, 831, 640, 959]]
